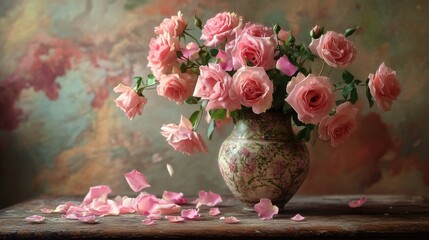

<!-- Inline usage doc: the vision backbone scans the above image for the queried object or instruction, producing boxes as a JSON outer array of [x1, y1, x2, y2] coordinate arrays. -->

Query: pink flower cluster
[[113, 11, 401, 151]]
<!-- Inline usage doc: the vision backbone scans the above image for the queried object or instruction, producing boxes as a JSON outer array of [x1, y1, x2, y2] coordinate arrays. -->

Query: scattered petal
[[220, 216, 240, 224], [82, 185, 112, 205], [142, 218, 157, 225], [53, 202, 77, 213], [208, 208, 221, 216], [192, 191, 223, 208], [162, 191, 188, 204], [348, 197, 366, 208], [25, 215, 45, 223], [114, 196, 136, 214], [165, 215, 185, 223], [136, 195, 159, 216], [124, 170, 151, 192], [40, 208, 54, 214], [77, 215, 98, 224], [181, 209, 200, 220], [254, 198, 279, 220], [147, 213, 162, 220], [166, 163, 174, 177], [291, 214, 305, 222], [155, 203, 181, 215], [151, 153, 163, 163]]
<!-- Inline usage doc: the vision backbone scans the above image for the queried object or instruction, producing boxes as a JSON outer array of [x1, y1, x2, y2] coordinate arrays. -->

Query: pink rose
[[161, 115, 208, 155], [147, 34, 180, 80], [318, 102, 358, 146], [241, 23, 274, 38], [154, 11, 186, 37], [277, 29, 290, 42], [216, 50, 233, 71], [285, 73, 335, 124], [157, 71, 196, 104], [201, 12, 243, 47], [113, 83, 147, 120], [368, 63, 401, 111], [276, 56, 298, 76], [231, 33, 276, 70], [232, 66, 273, 114], [180, 42, 200, 61], [309, 31, 356, 68], [193, 63, 240, 111]]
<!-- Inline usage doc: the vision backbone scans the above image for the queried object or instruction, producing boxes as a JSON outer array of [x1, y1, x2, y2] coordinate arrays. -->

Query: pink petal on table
[[136, 195, 159, 215], [62, 213, 78, 220], [291, 214, 305, 222], [40, 208, 53, 214], [165, 215, 185, 223], [181, 209, 200, 220], [220, 216, 240, 224], [155, 203, 181, 215], [114, 196, 136, 214], [82, 185, 112, 205], [162, 191, 188, 205], [124, 169, 151, 192], [25, 215, 45, 223], [208, 208, 221, 216], [77, 215, 98, 224], [142, 218, 157, 225], [191, 191, 223, 208], [254, 198, 279, 220], [348, 197, 366, 208], [88, 198, 119, 216], [147, 213, 162, 220], [166, 163, 174, 177], [54, 202, 77, 213]]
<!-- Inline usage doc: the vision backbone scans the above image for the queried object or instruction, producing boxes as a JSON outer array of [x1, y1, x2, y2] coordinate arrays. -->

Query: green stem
[[318, 61, 326, 76], [184, 31, 203, 48], [327, 66, 333, 76]]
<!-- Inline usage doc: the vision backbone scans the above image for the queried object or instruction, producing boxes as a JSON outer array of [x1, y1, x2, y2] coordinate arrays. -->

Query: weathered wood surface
[[0, 195, 428, 239]]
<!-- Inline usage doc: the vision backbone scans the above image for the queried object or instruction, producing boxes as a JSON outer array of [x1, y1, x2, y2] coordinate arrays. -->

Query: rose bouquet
[[113, 11, 401, 155]]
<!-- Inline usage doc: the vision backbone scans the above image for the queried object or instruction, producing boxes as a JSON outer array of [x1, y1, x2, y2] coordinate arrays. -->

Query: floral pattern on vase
[[218, 113, 309, 211]]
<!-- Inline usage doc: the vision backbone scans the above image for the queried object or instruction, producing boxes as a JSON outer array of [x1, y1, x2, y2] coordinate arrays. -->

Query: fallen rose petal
[[181, 208, 200, 220], [155, 203, 181, 215], [166, 163, 174, 177], [124, 169, 151, 192], [82, 185, 112, 205], [220, 216, 240, 224], [142, 218, 157, 225], [348, 197, 366, 208], [54, 202, 77, 213], [114, 196, 136, 214], [147, 213, 162, 220], [291, 214, 305, 222], [136, 195, 160, 216], [192, 191, 223, 208], [77, 215, 98, 224], [40, 208, 54, 214], [62, 213, 78, 220], [165, 215, 185, 223], [162, 191, 188, 205], [254, 198, 279, 220], [208, 207, 221, 216], [25, 215, 45, 223]]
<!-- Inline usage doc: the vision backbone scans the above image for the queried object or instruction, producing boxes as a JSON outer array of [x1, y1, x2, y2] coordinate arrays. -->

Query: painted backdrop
[[1, 0, 428, 208]]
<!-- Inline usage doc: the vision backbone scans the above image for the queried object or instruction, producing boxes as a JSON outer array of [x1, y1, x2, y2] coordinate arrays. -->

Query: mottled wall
[[0, 0, 428, 208]]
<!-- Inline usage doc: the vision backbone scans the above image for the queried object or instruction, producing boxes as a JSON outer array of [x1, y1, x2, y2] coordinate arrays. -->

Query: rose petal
[[124, 170, 151, 192], [77, 215, 98, 224], [155, 203, 181, 215], [254, 198, 279, 220], [348, 197, 366, 208], [220, 216, 240, 224], [53, 202, 77, 213], [165, 215, 185, 223], [136, 195, 159, 216], [25, 215, 45, 223], [82, 185, 112, 205], [40, 208, 54, 214], [291, 214, 305, 222], [208, 207, 221, 216], [191, 191, 223, 208], [142, 218, 157, 225], [162, 191, 188, 205], [181, 209, 200, 220], [166, 163, 174, 177], [147, 213, 162, 220]]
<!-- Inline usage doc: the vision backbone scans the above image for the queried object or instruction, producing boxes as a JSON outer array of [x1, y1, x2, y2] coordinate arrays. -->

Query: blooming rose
[[157, 71, 196, 104], [193, 63, 240, 111], [113, 83, 147, 120], [147, 33, 180, 80], [318, 102, 358, 146], [241, 23, 274, 38], [232, 66, 273, 114], [277, 29, 290, 42], [180, 42, 200, 61], [276, 55, 298, 76], [368, 63, 401, 111], [200, 12, 243, 47], [285, 73, 335, 124], [309, 31, 356, 68], [161, 115, 208, 155], [231, 33, 276, 70], [154, 11, 186, 37], [216, 50, 233, 71]]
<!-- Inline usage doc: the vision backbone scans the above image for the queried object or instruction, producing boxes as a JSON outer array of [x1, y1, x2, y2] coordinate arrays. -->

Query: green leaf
[[342, 84, 354, 99], [207, 119, 215, 140], [296, 124, 315, 142], [201, 99, 209, 108], [209, 57, 219, 63], [133, 76, 143, 87], [365, 79, 374, 108], [336, 99, 347, 106], [185, 96, 199, 104], [179, 63, 187, 73], [209, 49, 219, 57], [291, 110, 305, 127], [352, 79, 362, 85], [345, 27, 357, 37], [194, 15, 202, 29], [147, 74, 156, 85], [273, 22, 280, 35], [189, 110, 201, 129], [342, 70, 354, 84], [209, 109, 227, 120], [350, 87, 358, 104]]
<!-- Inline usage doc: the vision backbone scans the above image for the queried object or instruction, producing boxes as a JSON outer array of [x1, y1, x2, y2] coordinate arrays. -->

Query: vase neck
[[232, 113, 294, 140]]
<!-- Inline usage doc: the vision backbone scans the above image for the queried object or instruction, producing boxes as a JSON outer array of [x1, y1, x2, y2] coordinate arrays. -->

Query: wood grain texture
[[0, 195, 428, 239]]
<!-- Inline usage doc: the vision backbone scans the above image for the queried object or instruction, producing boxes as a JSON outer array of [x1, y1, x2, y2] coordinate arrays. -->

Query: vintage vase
[[218, 112, 310, 211]]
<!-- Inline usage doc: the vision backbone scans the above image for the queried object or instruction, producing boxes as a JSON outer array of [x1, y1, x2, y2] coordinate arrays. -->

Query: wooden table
[[0, 195, 428, 239]]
